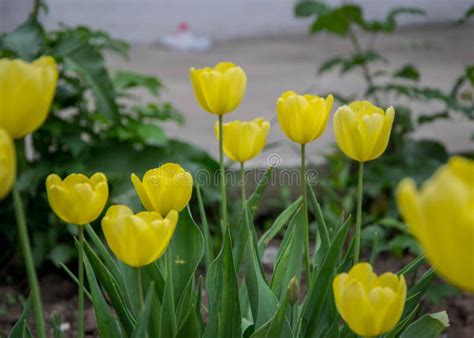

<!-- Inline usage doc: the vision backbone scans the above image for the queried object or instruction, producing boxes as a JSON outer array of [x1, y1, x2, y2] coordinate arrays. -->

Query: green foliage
[[0, 9, 217, 270]]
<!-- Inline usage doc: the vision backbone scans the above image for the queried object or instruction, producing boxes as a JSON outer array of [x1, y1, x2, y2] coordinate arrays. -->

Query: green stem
[[240, 162, 246, 207], [12, 185, 47, 338], [353, 161, 365, 264], [77, 226, 85, 338], [300, 144, 311, 282], [218, 115, 228, 233], [136, 267, 143, 310]]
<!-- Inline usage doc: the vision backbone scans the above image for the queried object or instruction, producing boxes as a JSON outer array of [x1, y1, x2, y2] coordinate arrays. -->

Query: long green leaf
[[400, 311, 449, 338], [300, 216, 351, 338], [204, 230, 241, 338], [244, 208, 289, 332], [83, 255, 123, 337], [83, 241, 136, 335], [257, 198, 302, 256], [270, 208, 304, 301], [250, 292, 293, 338], [143, 261, 165, 303], [168, 207, 204, 304], [247, 167, 273, 213]]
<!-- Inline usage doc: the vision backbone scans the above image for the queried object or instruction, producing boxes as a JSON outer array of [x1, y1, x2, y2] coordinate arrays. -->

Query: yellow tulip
[[333, 263, 407, 336], [0, 56, 58, 139], [131, 163, 193, 215], [333, 101, 395, 162], [276, 91, 333, 145], [0, 129, 16, 199], [214, 117, 270, 163], [46, 173, 109, 225], [190, 62, 247, 115], [397, 156, 474, 292], [101, 205, 178, 267]]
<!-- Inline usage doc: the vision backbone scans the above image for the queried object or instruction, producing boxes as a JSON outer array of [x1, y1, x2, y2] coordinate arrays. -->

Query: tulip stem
[[12, 185, 47, 338], [354, 161, 365, 264], [77, 225, 85, 338], [135, 267, 144, 310], [300, 144, 312, 282], [240, 162, 246, 207], [218, 115, 228, 233]]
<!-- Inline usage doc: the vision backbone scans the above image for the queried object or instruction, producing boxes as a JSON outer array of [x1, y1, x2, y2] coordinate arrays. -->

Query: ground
[[107, 23, 474, 168]]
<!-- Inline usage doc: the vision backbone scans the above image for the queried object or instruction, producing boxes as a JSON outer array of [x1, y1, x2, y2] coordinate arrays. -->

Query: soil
[[1, 254, 473, 338]]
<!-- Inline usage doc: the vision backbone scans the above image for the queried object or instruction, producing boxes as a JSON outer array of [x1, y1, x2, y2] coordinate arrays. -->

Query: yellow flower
[[397, 156, 474, 292], [131, 163, 193, 215], [333, 263, 407, 336], [0, 129, 16, 199], [333, 101, 395, 162], [0, 56, 58, 139], [46, 173, 109, 225], [276, 91, 333, 144], [214, 117, 270, 163], [190, 62, 247, 115], [101, 205, 178, 267]]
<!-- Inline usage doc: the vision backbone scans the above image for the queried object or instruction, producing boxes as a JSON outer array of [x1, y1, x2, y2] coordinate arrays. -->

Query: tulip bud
[[276, 91, 333, 145], [333, 101, 395, 162], [190, 62, 247, 115], [101, 205, 178, 267], [214, 117, 270, 163], [288, 276, 299, 305], [46, 173, 109, 225], [397, 156, 474, 292], [131, 163, 193, 215], [333, 263, 406, 336], [0, 56, 58, 138], [0, 129, 16, 199]]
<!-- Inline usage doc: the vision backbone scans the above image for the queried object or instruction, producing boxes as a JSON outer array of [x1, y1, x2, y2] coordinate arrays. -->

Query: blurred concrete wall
[[1, 0, 472, 42]]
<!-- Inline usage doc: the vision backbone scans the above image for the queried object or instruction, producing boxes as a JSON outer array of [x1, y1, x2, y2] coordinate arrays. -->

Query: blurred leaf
[[134, 123, 167, 146], [294, 1, 330, 17], [54, 30, 119, 120], [456, 5, 474, 24], [400, 311, 449, 338], [1, 18, 45, 60], [310, 5, 363, 36], [418, 111, 449, 124], [7, 296, 33, 338], [48, 244, 76, 267], [394, 64, 420, 81], [318, 57, 345, 75], [424, 283, 458, 305], [341, 51, 387, 74], [114, 70, 162, 96], [133, 103, 184, 125], [383, 7, 426, 32]]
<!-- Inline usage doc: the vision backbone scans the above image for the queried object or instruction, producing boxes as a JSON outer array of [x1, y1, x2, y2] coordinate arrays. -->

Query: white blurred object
[[159, 22, 212, 52]]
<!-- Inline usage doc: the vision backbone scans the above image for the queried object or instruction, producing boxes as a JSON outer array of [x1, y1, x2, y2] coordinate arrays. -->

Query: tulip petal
[[340, 281, 378, 336], [379, 275, 407, 333], [131, 173, 154, 211]]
